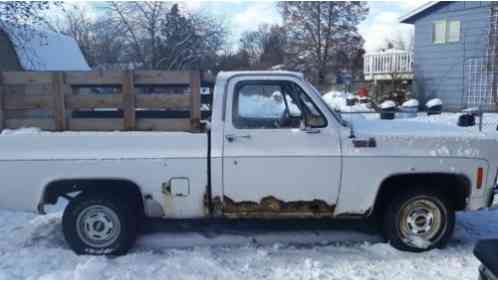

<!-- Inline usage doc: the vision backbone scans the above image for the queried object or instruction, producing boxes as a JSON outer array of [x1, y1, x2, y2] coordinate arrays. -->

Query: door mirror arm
[[349, 121, 356, 139], [301, 126, 321, 134]]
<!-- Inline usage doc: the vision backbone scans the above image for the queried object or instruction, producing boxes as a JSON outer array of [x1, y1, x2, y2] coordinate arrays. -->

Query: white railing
[[364, 50, 414, 79]]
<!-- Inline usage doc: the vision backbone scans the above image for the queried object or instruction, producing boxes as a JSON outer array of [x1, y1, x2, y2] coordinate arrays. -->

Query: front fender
[[334, 156, 487, 216]]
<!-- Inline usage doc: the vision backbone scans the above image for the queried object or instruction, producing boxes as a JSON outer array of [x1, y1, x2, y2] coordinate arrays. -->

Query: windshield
[[304, 80, 348, 126]]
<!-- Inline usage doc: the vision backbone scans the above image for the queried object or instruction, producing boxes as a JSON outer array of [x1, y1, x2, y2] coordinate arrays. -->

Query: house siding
[[0, 29, 22, 71], [412, 1, 490, 110]]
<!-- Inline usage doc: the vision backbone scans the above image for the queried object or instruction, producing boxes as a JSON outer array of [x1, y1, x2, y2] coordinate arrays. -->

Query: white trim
[[399, 1, 440, 23]]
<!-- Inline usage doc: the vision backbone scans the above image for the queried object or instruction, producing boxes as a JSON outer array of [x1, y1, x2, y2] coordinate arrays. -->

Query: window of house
[[433, 20, 447, 44], [447, 20, 461, 42]]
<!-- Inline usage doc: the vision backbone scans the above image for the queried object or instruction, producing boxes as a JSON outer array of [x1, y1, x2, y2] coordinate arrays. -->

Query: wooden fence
[[0, 71, 214, 132]]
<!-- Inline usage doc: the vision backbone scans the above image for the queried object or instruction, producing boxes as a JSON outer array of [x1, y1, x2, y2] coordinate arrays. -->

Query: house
[[401, 1, 496, 111], [0, 25, 90, 71]]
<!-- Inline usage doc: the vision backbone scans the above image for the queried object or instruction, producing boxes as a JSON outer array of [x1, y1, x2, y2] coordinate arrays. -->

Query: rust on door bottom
[[207, 195, 336, 218]]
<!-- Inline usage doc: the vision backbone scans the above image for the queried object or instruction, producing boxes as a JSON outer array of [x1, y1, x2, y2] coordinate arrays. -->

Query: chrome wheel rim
[[399, 198, 445, 248], [76, 205, 121, 248]]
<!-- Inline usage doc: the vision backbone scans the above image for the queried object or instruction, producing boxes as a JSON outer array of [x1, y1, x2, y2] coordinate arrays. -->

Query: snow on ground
[[2, 201, 498, 279], [1, 113, 498, 279]]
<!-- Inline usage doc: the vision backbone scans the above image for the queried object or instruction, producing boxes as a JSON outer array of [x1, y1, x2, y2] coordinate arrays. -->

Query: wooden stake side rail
[[0, 71, 212, 132]]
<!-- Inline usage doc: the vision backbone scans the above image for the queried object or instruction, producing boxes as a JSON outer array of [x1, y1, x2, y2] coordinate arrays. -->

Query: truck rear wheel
[[383, 189, 455, 252], [62, 192, 137, 255]]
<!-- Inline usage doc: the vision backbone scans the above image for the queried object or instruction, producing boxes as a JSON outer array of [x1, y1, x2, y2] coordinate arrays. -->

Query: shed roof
[[1, 25, 90, 71], [400, 1, 444, 24]]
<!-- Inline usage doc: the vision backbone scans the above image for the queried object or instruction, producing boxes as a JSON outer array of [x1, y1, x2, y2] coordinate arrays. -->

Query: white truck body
[[0, 71, 496, 224]]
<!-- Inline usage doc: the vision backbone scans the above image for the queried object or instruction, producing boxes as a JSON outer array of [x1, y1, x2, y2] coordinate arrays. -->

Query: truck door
[[221, 76, 342, 218]]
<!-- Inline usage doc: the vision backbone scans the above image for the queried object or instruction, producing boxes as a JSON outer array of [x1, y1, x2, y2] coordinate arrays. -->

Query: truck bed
[[0, 131, 208, 216]]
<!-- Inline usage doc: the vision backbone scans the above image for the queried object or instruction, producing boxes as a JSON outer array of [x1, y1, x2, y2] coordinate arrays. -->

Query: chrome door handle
[[225, 134, 251, 142]]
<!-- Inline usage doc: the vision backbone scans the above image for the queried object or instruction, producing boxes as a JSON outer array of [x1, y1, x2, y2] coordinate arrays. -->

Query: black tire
[[62, 192, 137, 255], [383, 189, 455, 252]]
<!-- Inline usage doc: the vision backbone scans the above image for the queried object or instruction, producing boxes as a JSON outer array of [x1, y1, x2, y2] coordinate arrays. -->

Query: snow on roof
[[2, 25, 91, 71], [399, 1, 441, 24]]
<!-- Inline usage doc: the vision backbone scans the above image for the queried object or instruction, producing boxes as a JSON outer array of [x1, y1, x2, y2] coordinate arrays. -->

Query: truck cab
[[209, 71, 344, 218]]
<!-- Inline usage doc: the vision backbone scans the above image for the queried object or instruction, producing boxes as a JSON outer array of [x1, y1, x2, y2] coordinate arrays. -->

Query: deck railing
[[364, 51, 414, 80]]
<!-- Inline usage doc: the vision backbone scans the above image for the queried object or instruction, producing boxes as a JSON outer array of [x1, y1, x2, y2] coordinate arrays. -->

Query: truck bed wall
[[0, 132, 208, 218]]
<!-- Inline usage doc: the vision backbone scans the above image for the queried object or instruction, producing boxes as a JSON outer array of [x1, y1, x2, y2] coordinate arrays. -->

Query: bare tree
[[240, 24, 286, 69], [0, 2, 55, 28], [108, 2, 225, 70], [0, 2, 61, 67], [214, 48, 251, 72], [46, 4, 126, 69], [49, 4, 97, 65], [379, 29, 414, 52], [109, 2, 165, 69], [157, 4, 225, 70], [278, 1, 368, 88]]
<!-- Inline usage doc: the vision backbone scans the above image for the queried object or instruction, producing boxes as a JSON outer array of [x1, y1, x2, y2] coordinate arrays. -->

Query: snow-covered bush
[[322, 91, 373, 113]]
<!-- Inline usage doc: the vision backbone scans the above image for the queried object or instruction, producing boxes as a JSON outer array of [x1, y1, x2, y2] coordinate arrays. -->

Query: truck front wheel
[[383, 190, 455, 252], [62, 192, 137, 255]]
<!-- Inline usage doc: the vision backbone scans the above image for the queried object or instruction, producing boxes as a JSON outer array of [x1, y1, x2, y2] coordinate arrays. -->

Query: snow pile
[[322, 91, 373, 113], [1, 127, 42, 135], [380, 100, 396, 109]]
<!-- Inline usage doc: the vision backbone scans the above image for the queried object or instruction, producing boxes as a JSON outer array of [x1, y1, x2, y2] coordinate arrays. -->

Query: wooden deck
[[363, 51, 414, 81]]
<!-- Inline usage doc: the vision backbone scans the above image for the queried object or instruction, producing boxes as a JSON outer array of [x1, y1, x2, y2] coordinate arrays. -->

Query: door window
[[232, 81, 326, 129]]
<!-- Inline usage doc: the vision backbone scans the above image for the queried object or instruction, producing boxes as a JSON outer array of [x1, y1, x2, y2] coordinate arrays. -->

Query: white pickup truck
[[0, 71, 496, 255]]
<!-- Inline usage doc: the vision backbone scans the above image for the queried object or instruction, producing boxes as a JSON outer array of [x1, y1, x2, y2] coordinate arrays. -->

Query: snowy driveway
[[1, 112, 498, 279], [0, 204, 498, 279]]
